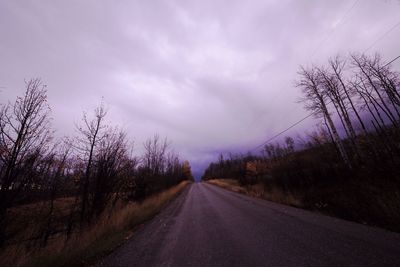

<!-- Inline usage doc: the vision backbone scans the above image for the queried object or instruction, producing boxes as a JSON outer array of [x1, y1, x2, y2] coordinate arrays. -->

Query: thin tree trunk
[[319, 95, 351, 168]]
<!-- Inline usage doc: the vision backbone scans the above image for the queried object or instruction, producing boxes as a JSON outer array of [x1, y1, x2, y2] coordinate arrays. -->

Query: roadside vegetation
[[1, 181, 189, 267], [202, 53, 400, 232], [206, 179, 302, 207], [0, 81, 194, 266]]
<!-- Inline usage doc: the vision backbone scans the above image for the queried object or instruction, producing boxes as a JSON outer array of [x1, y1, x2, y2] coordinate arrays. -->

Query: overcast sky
[[1, 0, 400, 177]]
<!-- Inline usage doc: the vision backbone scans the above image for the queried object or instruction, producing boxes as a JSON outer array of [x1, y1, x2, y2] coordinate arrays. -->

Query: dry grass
[[0, 181, 190, 267], [258, 185, 303, 207], [5, 197, 75, 246], [207, 179, 247, 194], [207, 178, 400, 232], [207, 179, 303, 208]]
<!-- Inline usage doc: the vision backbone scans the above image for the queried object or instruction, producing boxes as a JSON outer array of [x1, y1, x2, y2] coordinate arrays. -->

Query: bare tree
[[297, 66, 351, 168], [142, 134, 168, 177], [284, 136, 295, 155], [37, 140, 72, 246], [363, 54, 400, 114], [317, 62, 362, 160], [141, 134, 169, 195], [351, 54, 399, 127], [317, 66, 353, 139], [329, 56, 368, 135], [89, 128, 128, 218], [0, 78, 52, 245], [75, 102, 107, 223]]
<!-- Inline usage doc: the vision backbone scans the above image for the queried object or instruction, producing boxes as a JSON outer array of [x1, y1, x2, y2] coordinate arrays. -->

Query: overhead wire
[[311, 0, 360, 58], [363, 20, 400, 53], [251, 54, 400, 152], [251, 2, 400, 152], [252, 0, 361, 151], [260, 1, 360, 114]]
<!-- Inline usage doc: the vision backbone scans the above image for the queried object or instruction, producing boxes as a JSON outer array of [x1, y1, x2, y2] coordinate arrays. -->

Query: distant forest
[[202, 53, 400, 231]]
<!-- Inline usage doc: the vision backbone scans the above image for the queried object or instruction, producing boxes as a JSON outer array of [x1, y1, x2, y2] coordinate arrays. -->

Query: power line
[[384, 55, 400, 67], [311, 0, 360, 58], [252, 112, 315, 151], [266, 3, 395, 115], [258, 1, 361, 144], [364, 20, 400, 53], [252, 55, 400, 152], [253, 9, 400, 152], [268, 1, 360, 109]]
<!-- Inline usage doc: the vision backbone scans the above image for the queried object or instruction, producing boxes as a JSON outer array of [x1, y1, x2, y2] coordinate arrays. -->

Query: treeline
[[202, 53, 400, 229], [0, 79, 193, 247]]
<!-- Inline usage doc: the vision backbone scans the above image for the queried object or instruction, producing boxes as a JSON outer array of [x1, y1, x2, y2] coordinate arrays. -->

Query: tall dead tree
[[75, 103, 107, 223], [90, 128, 128, 218], [364, 54, 400, 119], [329, 56, 368, 135], [317, 63, 361, 160], [38, 141, 71, 246], [351, 54, 399, 128], [297, 66, 351, 168], [318, 66, 354, 140], [141, 134, 169, 195], [0, 78, 52, 245]]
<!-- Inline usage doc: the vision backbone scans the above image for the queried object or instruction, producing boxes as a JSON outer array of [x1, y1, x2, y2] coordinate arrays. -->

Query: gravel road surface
[[99, 182, 400, 266]]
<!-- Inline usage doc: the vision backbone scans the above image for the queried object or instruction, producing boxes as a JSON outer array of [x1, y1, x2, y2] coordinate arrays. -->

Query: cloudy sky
[[1, 0, 399, 177]]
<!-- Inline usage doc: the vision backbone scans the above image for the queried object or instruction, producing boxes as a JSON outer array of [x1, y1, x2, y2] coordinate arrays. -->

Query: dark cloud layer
[[1, 0, 400, 177]]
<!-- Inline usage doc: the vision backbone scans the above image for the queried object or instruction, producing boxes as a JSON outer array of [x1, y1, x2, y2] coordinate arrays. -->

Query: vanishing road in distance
[[99, 183, 400, 266]]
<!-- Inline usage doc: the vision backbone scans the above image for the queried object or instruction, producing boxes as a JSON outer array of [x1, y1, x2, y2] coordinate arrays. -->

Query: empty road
[[99, 183, 400, 266]]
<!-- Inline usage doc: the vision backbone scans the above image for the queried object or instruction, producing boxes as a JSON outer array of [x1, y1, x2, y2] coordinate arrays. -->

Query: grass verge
[[206, 179, 302, 208], [206, 178, 400, 232], [0, 181, 190, 267]]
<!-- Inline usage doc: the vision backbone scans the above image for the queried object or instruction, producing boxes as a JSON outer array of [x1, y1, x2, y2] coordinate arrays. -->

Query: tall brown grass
[[0, 181, 190, 267], [207, 178, 400, 233], [206, 179, 246, 194], [207, 179, 303, 208]]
